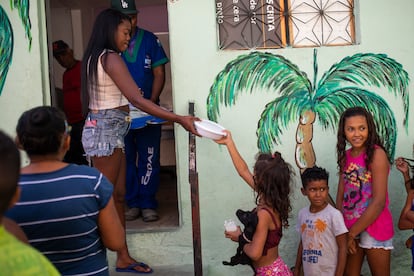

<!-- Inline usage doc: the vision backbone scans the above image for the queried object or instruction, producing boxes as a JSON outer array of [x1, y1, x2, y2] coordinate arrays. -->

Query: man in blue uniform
[[111, 0, 169, 222]]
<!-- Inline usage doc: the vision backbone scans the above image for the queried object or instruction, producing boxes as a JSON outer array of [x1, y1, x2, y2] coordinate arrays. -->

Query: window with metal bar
[[215, 0, 356, 50]]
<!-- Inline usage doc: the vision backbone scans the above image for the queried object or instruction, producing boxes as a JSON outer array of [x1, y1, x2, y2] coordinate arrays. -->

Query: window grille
[[216, 0, 356, 50]]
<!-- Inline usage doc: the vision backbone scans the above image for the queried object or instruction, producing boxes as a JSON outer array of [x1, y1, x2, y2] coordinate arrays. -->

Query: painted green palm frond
[[0, 5, 13, 96], [318, 53, 409, 128], [315, 87, 397, 160], [10, 0, 31, 50], [207, 51, 311, 121], [257, 91, 312, 153]]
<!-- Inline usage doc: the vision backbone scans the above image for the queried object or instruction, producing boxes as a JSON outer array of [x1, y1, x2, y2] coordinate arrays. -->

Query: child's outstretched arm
[[214, 130, 255, 189]]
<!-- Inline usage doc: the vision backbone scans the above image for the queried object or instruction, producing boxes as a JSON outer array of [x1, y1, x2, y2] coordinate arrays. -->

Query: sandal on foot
[[115, 262, 153, 274], [142, 209, 159, 222]]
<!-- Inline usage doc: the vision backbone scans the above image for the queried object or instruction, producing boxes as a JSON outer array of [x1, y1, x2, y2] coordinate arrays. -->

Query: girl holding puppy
[[215, 130, 293, 275]]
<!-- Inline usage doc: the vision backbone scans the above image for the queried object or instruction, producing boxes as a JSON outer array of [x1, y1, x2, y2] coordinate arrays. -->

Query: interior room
[[48, 0, 179, 232]]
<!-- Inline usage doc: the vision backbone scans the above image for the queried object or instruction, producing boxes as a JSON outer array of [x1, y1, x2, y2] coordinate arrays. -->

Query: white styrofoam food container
[[194, 119, 226, 140]]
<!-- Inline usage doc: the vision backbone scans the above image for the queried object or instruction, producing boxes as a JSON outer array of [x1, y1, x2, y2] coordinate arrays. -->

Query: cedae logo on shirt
[[141, 147, 154, 185]]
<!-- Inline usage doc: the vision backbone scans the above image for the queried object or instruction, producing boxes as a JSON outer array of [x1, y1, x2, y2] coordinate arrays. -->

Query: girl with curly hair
[[215, 130, 293, 276]]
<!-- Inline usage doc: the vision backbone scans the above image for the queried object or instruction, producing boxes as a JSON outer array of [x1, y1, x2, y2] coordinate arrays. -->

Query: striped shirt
[[6, 164, 114, 276]]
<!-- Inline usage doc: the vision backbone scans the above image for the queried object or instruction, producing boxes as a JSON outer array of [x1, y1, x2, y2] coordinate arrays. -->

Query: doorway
[[47, 0, 179, 231]]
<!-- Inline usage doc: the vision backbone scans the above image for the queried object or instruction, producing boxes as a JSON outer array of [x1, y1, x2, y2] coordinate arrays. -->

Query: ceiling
[[50, 0, 166, 9]]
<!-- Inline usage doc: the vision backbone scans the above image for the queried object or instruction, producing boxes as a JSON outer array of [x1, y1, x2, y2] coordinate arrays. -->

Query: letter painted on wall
[[207, 50, 410, 172], [0, 1, 32, 96]]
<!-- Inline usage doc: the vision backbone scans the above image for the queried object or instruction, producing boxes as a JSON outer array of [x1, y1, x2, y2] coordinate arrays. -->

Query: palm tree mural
[[207, 50, 409, 172], [0, 1, 32, 96]]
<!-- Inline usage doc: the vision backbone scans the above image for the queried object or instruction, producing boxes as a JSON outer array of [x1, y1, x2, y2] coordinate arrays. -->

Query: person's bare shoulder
[[102, 51, 128, 76], [3, 217, 29, 243]]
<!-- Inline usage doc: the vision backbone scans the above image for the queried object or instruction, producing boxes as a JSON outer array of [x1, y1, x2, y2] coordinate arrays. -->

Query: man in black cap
[[111, 0, 169, 223], [52, 40, 87, 165]]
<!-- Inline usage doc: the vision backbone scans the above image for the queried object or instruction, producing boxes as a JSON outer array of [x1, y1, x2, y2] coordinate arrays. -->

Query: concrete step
[[109, 264, 195, 276]]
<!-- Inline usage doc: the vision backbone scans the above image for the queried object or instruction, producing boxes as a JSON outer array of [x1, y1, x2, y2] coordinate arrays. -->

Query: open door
[[46, 0, 179, 232]]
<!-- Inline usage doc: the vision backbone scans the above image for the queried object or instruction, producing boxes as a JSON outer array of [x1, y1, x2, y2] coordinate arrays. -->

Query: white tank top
[[88, 50, 129, 110]]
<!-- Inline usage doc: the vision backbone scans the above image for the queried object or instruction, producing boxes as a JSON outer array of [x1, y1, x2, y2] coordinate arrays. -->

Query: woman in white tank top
[[81, 8, 199, 274]]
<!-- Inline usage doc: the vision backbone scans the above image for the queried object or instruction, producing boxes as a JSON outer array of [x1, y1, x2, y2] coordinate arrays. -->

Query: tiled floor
[[125, 166, 179, 233]]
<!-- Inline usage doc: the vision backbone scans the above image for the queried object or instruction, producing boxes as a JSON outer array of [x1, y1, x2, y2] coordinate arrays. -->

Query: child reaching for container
[[336, 107, 394, 276], [396, 156, 414, 272], [215, 130, 293, 276], [294, 166, 348, 276]]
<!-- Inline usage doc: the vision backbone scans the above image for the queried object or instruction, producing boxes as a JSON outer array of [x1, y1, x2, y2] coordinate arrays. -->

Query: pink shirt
[[341, 147, 393, 241]]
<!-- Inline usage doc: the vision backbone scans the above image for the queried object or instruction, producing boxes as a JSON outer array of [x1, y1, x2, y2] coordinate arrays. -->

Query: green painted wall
[[154, 0, 412, 274], [1, 0, 413, 275], [0, 0, 50, 140]]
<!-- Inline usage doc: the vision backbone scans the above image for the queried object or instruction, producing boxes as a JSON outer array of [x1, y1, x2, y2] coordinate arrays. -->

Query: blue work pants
[[124, 124, 161, 209]]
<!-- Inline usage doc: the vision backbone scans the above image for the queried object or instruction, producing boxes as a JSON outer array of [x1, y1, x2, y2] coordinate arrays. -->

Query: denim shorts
[[358, 230, 393, 250], [82, 109, 130, 157]]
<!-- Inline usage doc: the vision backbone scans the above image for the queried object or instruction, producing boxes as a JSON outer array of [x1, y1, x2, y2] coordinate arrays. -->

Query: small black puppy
[[223, 208, 258, 272]]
